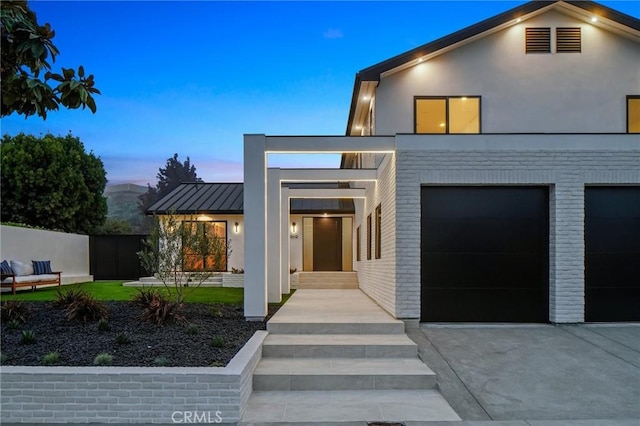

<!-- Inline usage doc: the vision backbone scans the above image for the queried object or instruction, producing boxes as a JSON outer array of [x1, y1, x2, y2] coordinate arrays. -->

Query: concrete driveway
[[407, 324, 640, 424]]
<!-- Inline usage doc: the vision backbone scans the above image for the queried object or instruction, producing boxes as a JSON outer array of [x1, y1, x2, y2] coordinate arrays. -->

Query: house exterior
[[242, 0, 640, 324]]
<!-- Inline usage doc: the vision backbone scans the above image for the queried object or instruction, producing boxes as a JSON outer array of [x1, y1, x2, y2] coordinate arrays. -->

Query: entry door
[[313, 217, 342, 271]]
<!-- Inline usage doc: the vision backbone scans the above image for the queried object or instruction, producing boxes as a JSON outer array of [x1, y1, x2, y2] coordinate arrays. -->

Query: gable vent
[[525, 27, 551, 53], [556, 27, 581, 53]]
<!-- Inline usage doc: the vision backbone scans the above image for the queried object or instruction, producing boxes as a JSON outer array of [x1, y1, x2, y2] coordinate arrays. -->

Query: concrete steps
[[241, 290, 460, 424], [295, 271, 359, 289]]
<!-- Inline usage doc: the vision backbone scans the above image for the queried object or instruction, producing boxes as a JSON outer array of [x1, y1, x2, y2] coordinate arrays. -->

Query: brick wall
[[0, 331, 267, 424], [394, 134, 640, 322]]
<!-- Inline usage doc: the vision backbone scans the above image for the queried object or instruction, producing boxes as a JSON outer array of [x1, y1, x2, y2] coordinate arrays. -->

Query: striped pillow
[[0, 260, 13, 275], [32, 260, 52, 275]]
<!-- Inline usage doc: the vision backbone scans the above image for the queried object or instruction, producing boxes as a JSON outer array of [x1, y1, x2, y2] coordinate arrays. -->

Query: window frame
[[414, 96, 482, 134], [366, 214, 372, 260], [627, 95, 640, 134], [181, 220, 227, 272], [375, 204, 381, 260]]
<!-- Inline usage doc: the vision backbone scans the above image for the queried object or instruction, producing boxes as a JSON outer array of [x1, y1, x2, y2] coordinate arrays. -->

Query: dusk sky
[[2, 1, 638, 186]]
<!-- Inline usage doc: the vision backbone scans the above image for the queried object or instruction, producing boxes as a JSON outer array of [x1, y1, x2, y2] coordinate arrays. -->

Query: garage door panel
[[421, 289, 548, 322], [585, 218, 640, 252], [421, 186, 549, 323], [585, 288, 640, 322], [423, 219, 545, 252], [423, 253, 545, 288], [586, 253, 640, 288]]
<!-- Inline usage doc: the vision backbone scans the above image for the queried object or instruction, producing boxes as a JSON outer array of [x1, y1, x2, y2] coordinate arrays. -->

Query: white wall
[[375, 10, 640, 134], [0, 225, 91, 284]]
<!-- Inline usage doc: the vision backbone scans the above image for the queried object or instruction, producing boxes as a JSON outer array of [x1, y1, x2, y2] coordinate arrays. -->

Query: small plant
[[231, 267, 244, 274], [54, 288, 86, 308], [210, 305, 224, 318], [97, 318, 110, 332], [186, 323, 198, 335], [64, 292, 108, 323], [41, 351, 60, 366], [93, 353, 113, 366], [6, 319, 21, 330], [210, 361, 224, 367], [20, 330, 36, 345], [153, 356, 171, 367], [133, 289, 181, 326], [210, 336, 224, 348], [0, 352, 8, 365], [115, 333, 130, 345], [1, 300, 30, 323]]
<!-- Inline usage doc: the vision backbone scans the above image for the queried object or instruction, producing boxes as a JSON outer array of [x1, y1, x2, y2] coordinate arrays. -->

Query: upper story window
[[415, 96, 481, 134], [526, 27, 551, 53], [628, 96, 640, 133]]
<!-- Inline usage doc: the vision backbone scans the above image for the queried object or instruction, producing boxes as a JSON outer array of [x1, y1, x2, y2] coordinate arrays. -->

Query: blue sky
[[2, 1, 638, 186]]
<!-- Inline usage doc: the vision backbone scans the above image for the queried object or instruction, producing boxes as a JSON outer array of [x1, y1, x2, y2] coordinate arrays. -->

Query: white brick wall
[[0, 331, 267, 424], [393, 134, 640, 323]]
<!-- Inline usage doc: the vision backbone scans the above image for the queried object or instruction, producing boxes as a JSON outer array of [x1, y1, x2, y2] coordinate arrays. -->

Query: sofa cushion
[[0, 260, 13, 275], [10, 260, 34, 276], [32, 260, 53, 275], [2, 275, 42, 284], [36, 274, 59, 282]]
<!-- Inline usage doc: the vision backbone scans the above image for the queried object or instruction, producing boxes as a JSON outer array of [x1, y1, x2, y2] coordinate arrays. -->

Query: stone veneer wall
[[0, 331, 267, 424]]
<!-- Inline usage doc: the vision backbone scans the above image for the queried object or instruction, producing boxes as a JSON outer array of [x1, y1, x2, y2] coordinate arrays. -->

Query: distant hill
[[104, 183, 149, 233]]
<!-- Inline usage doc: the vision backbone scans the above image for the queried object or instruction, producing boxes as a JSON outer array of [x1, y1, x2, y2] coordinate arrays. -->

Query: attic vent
[[556, 27, 581, 52], [525, 27, 551, 53]]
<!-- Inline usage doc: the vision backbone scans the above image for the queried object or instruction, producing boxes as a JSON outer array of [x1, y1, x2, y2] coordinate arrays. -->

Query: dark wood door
[[313, 217, 342, 271], [421, 186, 549, 322]]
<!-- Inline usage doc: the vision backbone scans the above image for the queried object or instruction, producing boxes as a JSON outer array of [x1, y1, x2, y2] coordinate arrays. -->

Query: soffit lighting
[[516, 18, 522, 23], [591, 17, 598, 23]]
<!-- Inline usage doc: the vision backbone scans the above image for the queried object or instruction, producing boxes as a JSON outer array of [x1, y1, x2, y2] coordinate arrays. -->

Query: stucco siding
[[375, 10, 640, 135], [394, 134, 640, 322]]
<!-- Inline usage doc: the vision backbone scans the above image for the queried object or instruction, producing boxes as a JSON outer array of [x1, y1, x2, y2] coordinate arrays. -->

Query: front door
[[313, 217, 342, 271]]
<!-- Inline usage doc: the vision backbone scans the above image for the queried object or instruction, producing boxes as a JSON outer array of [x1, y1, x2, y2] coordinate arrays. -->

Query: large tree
[[1, 0, 100, 119], [0, 133, 107, 234], [139, 153, 203, 214]]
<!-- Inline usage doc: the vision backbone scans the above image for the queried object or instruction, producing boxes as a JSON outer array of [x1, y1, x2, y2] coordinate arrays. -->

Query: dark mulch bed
[[1, 302, 275, 367]]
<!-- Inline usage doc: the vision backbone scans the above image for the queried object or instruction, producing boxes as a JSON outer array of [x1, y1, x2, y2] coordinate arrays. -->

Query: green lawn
[[0, 281, 244, 304]]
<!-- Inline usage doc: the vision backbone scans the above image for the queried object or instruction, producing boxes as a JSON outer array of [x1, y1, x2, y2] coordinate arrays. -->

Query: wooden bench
[[1, 272, 62, 294]]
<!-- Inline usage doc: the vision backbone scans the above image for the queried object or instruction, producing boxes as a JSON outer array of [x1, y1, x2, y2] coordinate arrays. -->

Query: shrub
[[64, 292, 108, 323], [210, 361, 224, 367], [211, 336, 224, 348], [115, 333, 130, 345], [153, 356, 171, 367], [1, 300, 30, 323], [210, 305, 223, 318], [185, 323, 198, 335], [20, 330, 36, 344], [6, 319, 21, 330], [93, 353, 113, 366], [134, 289, 181, 326], [54, 288, 86, 308], [97, 318, 110, 332], [41, 351, 60, 366], [0, 352, 8, 365]]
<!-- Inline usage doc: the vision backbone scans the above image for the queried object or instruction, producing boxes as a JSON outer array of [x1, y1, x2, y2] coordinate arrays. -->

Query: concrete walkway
[[240, 289, 459, 424]]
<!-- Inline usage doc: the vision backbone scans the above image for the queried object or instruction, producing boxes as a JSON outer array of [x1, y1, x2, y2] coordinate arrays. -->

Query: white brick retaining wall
[[0, 331, 267, 424]]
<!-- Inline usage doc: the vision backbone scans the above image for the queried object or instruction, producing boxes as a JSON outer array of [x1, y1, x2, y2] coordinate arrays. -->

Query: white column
[[281, 187, 290, 294], [243, 135, 267, 320], [267, 168, 282, 303]]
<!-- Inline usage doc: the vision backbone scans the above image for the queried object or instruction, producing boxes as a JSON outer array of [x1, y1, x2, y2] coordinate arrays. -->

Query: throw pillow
[[0, 260, 13, 275], [32, 260, 53, 275], [10, 260, 34, 276]]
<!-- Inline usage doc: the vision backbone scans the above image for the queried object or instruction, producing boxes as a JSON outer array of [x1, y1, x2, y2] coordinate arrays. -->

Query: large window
[[628, 96, 640, 133], [415, 96, 480, 134], [182, 221, 227, 272], [375, 204, 382, 259], [366, 214, 372, 260]]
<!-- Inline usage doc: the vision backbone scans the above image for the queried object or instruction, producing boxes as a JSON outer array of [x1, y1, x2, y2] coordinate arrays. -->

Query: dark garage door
[[585, 187, 640, 322], [421, 186, 549, 322]]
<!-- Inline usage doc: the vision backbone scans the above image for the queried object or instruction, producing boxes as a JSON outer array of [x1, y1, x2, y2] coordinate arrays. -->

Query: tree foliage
[[0, 133, 107, 234], [1, 0, 100, 119], [138, 153, 203, 214]]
